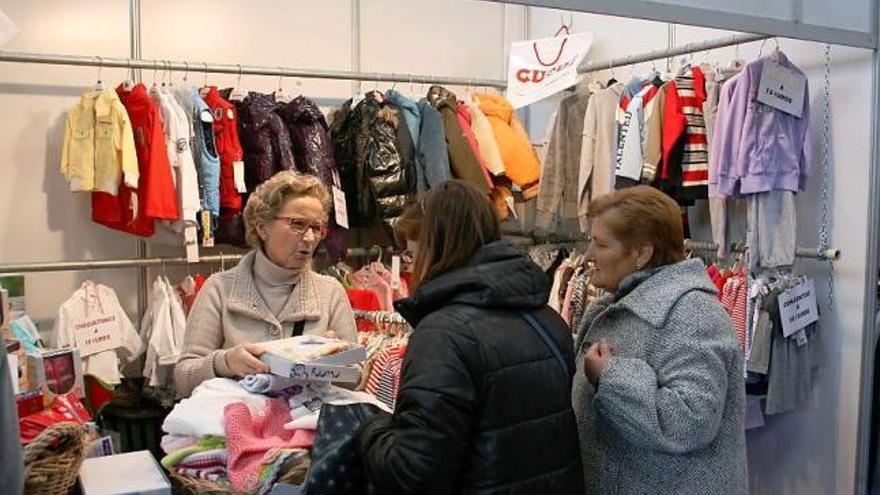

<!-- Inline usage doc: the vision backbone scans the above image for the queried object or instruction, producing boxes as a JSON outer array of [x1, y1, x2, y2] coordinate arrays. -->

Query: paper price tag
[[73, 314, 122, 357], [233, 161, 247, 193], [779, 278, 819, 337], [200, 210, 214, 247], [504, 196, 518, 220], [184, 226, 199, 263], [332, 186, 349, 229], [795, 329, 808, 347], [391, 255, 401, 291], [757, 61, 806, 118]]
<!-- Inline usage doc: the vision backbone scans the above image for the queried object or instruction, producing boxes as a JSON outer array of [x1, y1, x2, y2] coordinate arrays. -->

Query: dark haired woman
[[357, 180, 584, 494]]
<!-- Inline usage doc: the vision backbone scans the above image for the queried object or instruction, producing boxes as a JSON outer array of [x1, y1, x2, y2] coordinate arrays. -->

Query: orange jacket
[[474, 93, 541, 199]]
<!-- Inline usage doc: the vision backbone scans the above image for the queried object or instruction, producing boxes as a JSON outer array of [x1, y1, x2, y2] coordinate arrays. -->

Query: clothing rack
[[684, 240, 841, 261], [0, 50, 508, 89], [505, 230, 840, 262], [0, 246, 396, 275], [353, 309, 410, 326], [578, 33, 770, 74]]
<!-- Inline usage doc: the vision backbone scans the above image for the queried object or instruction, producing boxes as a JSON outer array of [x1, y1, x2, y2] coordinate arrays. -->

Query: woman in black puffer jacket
[[357, 180, 584, 495]]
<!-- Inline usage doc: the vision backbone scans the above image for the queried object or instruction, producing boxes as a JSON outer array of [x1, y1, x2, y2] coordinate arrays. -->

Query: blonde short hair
[[243, 171, 331, 248]]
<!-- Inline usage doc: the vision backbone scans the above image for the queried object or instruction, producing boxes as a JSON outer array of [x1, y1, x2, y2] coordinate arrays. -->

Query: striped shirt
[[365, 345, 407, 410], [675, 66, 709, 190]]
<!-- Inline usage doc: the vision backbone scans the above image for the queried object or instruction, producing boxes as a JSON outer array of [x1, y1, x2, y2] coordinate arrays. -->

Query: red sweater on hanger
[[92, 83, 179, 236]]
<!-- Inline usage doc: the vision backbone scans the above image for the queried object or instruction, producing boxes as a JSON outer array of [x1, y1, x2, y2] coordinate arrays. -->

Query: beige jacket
[[60, 88, 139, 194], [462, 95, 506, 177], [578, 83, 623, 231], [174, 250, 357, 397]]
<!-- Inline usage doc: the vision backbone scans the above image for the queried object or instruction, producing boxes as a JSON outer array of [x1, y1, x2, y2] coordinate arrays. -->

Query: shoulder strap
[[292, 320, 306, 337], [520, 312, 571, 377]]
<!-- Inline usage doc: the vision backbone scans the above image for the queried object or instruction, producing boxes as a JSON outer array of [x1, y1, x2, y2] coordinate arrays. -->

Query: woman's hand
[[225, 344, 270, 377], [583, 339, 614, 387]]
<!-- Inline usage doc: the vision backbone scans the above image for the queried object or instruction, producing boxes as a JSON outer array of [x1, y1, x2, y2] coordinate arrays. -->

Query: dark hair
[[412, 180, 501, 288], [393, 201, 423, 246], [587, 186, 685, 268]]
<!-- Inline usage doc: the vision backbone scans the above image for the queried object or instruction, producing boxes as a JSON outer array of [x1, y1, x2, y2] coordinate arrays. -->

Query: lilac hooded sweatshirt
[[710, 53, 811, 197]]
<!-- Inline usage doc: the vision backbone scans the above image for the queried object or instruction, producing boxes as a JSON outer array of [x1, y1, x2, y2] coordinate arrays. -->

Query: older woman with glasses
[[175, 171, 357, 397]]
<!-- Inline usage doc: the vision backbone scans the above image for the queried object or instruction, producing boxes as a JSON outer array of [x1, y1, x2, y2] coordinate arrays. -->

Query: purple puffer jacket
[[279, 96, 348, 262], [234, 91, 297, 190]]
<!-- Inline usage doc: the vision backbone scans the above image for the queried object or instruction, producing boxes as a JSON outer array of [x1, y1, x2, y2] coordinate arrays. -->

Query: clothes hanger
[[275, 68, 292, 104], [182, 61, 190, 85], [229, 64, 248, 101], [122, 58, 134, 91], [93, 56, 104, 92]]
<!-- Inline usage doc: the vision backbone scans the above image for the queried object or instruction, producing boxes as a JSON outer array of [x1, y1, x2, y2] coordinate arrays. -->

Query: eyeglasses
[[275, 216, 328, 237]]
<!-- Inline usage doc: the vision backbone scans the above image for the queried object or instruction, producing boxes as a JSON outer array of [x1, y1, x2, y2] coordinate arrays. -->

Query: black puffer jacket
[[330, 94, 413, 227], [279, 96, 347, 261], [330, 97, 376, 227], [358, 241, 584, 495]]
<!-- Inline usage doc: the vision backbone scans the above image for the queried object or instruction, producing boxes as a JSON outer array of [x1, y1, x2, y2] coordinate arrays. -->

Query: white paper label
[[6, 353, 18, 395], [391, 255, 401, 291], [73, 314, 122, 357], [778, 278, 819, 337], [504, 195, 519, 220], [757, 61, 806, 118], [233, 161, 247, 193], [332, 186, 349, 229], [185, 226, 199, 263], [795, 329, 808, 347]]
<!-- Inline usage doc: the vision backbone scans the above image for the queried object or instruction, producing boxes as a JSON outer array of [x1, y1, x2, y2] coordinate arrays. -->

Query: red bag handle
[[533, 26, 571, 67]]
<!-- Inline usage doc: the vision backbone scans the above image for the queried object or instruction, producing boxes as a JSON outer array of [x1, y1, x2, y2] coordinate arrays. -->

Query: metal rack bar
[[577, 33, 770, 74], [0, 50, 508, 89], [683, 240, 841, 261], [0, 246, 398, 275]]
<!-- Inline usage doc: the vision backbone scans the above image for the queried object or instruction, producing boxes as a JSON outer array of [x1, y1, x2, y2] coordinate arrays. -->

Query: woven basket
[[23, 422, 86, 495], [171, 455, 309, 495]]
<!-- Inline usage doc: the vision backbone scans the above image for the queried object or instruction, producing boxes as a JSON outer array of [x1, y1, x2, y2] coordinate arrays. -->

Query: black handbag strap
[[520, 312, 571, 377], [292, 320, 306, 337]]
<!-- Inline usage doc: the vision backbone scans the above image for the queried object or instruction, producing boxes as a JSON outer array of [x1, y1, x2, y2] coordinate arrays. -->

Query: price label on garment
[[795, 329, 808, 347], [233, 161, 247, 193], [778, 278, 819, 337], [757, 61, 806, 118], [391, 255, 401, 291], [200, 210, 215, 247], [184, 225, 200, 263], [73, 313, 121, 357], [504, 195, 519, 220], [332, 186, 349, 229]]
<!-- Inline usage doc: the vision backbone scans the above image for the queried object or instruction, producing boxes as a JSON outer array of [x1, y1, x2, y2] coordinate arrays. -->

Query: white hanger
[[229, 64, 248, 102]]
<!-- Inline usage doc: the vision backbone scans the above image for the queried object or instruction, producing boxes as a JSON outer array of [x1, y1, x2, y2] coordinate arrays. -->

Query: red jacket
[[202, 87, 244, 214], [92, 84, 178, 236]]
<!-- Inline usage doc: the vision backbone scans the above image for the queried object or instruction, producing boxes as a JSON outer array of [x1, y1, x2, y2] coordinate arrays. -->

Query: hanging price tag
[[778, 278, 819, 337], [233, 161, 247, 193], [200, 210, 214, 247], [332, 186, 349, 229], [795, 329, 808, 347], [73, 314, 121, 357], [184, 226, 200, 263], [391, 255, 401, 291], [757, 61, 806, 118], [504, 196, 518, 220]]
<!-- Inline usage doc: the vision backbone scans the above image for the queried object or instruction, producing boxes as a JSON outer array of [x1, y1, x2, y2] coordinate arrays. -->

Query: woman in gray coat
[[574, 186, 747, 495]]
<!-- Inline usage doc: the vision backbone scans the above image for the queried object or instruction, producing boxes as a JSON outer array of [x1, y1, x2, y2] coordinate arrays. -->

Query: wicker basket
[[171, 454, 309, 495], [23, 422, 86, 495]]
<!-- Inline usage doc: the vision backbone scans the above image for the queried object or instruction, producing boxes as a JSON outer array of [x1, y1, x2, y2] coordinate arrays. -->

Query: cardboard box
[[26, 348, 84, 402], [79, 451, 170, 495], [260, 336, 366, 384]]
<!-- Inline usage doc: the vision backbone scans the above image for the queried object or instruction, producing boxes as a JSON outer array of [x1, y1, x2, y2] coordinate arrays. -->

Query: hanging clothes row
[[538, 48, 811, 268], [329, 87, 542, 225]]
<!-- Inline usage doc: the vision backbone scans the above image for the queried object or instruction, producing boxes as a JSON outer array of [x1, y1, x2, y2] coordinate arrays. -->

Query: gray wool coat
[[572, 259, 747, 495]]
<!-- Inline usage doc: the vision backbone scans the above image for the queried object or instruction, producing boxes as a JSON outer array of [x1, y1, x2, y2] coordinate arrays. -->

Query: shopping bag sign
[[778, 278, 819, 337], [507, 30, 593, 109]]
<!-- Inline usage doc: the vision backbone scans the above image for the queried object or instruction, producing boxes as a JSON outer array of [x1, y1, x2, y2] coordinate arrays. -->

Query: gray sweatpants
[[746, 190, 797, 270]]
